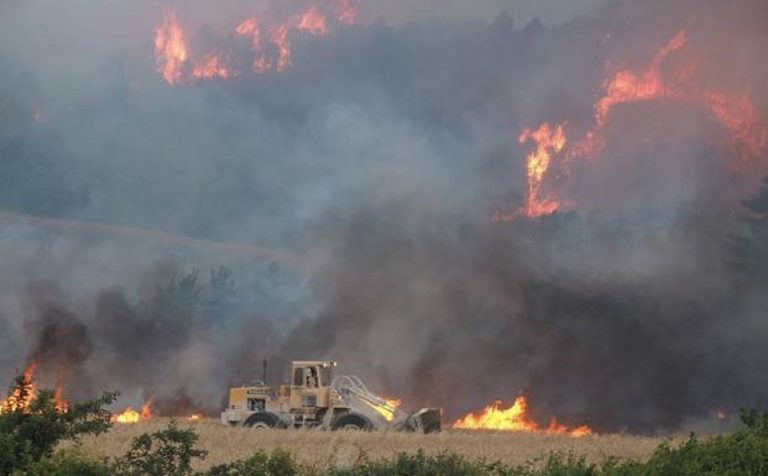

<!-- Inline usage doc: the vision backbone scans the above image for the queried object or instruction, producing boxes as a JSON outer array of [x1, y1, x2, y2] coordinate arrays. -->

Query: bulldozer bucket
[[406, 407, 442, 433]]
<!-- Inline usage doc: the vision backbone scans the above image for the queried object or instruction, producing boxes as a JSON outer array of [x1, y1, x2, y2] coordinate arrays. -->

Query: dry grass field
[[66, 418, 677, 471]]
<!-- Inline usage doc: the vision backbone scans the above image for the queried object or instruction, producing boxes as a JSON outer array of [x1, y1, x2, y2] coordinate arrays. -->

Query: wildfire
[[453, 397, 591, 437], [595, 30, 689, 127], [500, 29, 767, 220], [157, 1, 360, 83], [0, 363, 38, 414], [155, 10, 188, 85], [0, 363, 70, 414], [236, 18, 271, 73], [54, 383, 69, 414], [520, 122, 567, 218], [587, 29, 765, 162], [187, 413, 204, 422], [297, 5, 330, 36], [271, 23, 293, 72], [113, 399, 153, 424], [192, 54, 231, 80]]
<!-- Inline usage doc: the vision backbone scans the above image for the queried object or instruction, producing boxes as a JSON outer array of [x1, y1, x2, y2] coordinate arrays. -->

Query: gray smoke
[[0, 0, 767, 433]]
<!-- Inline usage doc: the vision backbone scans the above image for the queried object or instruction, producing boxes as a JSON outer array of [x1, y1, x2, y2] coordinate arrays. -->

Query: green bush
[[112, 422, 208, 476], [0, 374, 116, 476], [205, 449, 299, 476], [18, 450, 110, 476], [5, 377, 768, 476], [327, 450, 503, 476]]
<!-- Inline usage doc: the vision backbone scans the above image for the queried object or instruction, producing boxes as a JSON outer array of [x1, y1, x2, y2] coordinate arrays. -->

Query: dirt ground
[[68, 418, 677, 471]]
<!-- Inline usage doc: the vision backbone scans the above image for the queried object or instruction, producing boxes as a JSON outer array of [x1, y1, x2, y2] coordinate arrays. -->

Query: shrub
[[327, 450, 503, 476], [20, 450, 110, 476], [0, 374, 116, 476], [112, 422, 208, 476], [205, 449, 299, 476]]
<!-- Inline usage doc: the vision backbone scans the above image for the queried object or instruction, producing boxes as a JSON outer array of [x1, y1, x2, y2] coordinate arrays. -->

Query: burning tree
[[0, 374, 117, 475]]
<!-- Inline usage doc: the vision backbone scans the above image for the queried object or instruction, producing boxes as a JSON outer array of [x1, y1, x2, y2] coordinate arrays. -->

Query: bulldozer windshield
[[319, 366, 333, 387]]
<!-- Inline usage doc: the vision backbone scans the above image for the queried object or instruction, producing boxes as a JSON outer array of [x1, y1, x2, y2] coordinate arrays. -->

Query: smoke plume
[[0, 0, 767, 433]]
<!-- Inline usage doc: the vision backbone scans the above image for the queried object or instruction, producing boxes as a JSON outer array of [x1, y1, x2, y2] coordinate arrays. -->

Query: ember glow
[[453, 397, 592, 437]]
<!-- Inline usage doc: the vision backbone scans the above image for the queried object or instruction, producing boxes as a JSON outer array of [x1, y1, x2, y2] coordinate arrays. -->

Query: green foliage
[[205, 449, 298, 476], [327, 451, 501, 476], [0, 376, 116, 476], [8, 405, 768, 476], [17, 450, 110, 476], [112, 422, 208, 476]]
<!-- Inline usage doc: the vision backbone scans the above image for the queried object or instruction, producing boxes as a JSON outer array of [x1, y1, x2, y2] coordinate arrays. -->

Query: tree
[[0, 374, 117, 475]]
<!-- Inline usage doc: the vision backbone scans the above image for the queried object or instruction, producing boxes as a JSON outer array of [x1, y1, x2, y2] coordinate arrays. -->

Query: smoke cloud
[[0, 0, 767, 433]]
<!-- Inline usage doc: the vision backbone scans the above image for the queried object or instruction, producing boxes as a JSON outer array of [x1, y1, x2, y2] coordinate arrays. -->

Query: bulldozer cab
[[289, 361, 335, 410]]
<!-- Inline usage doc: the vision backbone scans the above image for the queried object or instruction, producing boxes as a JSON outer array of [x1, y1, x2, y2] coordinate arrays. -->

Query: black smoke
[[0, 0, 767, 433]]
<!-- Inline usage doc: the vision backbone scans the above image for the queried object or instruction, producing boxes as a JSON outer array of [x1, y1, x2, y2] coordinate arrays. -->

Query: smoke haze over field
[[0, 0, 767, 433]]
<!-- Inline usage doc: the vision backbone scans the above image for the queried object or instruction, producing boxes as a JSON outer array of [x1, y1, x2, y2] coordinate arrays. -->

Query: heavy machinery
[[221, 360, 441, 433]]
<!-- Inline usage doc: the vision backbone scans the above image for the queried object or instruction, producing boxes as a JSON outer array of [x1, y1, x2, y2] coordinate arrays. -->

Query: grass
[[66, 418, 674, 471]]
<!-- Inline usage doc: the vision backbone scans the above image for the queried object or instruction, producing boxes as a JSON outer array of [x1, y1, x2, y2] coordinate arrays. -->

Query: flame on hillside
[[153, 1, 360, 84], [453, 397, 591, 437], [154, 10, 188, 85], [496, 29, 768, 220]]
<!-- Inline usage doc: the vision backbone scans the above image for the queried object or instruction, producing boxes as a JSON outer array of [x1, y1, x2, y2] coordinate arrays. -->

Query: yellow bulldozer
[[221, 360, 441, 433]]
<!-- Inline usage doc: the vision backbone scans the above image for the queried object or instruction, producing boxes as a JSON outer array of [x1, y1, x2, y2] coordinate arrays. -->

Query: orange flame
[[596, 30, 689, 127], [187, 413, 204, 422], [520, 122, 567, 218], [271, 23, 293, 72], [298, 5, 330, 36], [54, 382, 69, 414], [160, 1, 361, 82], [113, 398, 153, 424], [587, 29, 765, 162], [453, 397, 591, 437], [236, 18, 272, 73], [497, 29, 767, 221], [384, 398, 402, 408], [0, 363, 38, 414], [155, 10, 188, 85], [192, 54, 231, 80], [0, 363, 69, 414]]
